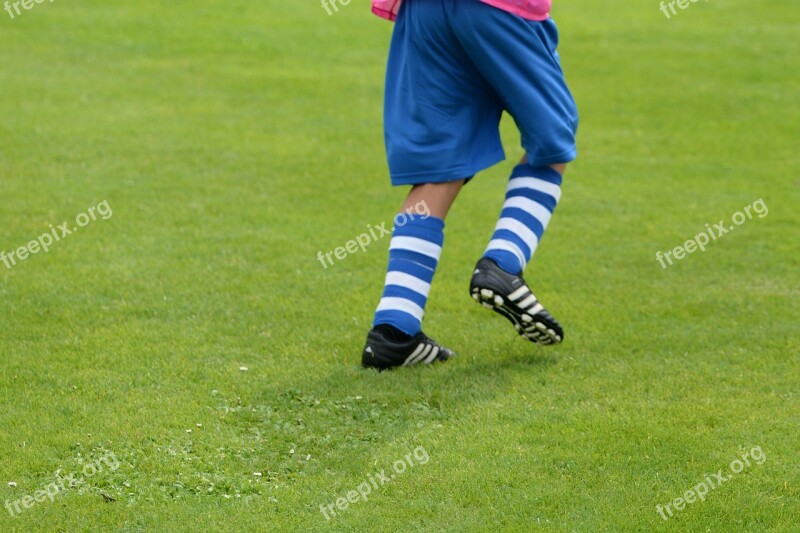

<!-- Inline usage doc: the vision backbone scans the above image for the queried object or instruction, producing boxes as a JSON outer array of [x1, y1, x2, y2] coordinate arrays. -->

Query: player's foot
[[469, 257, 563, 345], [361, 326, 455, 371]]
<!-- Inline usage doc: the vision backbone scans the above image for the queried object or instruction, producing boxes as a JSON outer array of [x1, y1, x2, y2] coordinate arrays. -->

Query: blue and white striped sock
[[483, 164, 562, 274], [373, 216, 444, 337]]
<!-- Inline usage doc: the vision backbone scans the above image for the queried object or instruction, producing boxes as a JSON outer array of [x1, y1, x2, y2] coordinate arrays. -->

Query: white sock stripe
[[375, 297, 424, 321], [384, 272, 431, 297], [495, 218, 540, 251], [503, 196, 553, 228], [485, 240, 527, 271], [506, 177, 562, 202], [403, 344, 426, 366], [390, 236, 442, 261]]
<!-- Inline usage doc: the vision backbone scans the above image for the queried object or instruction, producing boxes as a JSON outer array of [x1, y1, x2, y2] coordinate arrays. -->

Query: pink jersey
[[372, 0, 551, 22]]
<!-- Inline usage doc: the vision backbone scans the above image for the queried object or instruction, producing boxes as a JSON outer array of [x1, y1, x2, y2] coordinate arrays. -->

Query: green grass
[[1, 0, 798, 531]]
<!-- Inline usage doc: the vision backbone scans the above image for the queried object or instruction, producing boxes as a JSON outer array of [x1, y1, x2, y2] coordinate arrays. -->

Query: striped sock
[[483, 164, 562, 274], [373, 215, 444, 337]]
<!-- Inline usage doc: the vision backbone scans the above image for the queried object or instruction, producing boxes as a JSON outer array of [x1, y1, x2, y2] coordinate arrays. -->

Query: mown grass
[[0, 0, 797, 531]]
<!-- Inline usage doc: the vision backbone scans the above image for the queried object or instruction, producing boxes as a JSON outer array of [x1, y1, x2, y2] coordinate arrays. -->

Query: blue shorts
[[384, 0, 579, 186]]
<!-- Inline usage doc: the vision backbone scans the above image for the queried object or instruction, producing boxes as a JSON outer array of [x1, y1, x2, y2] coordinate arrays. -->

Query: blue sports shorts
[[384, 0, 579, 186]]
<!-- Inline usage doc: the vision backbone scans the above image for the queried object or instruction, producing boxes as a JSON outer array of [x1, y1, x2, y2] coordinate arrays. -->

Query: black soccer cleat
[[469, 257, 563, 345], [361, 328, 455, 371]]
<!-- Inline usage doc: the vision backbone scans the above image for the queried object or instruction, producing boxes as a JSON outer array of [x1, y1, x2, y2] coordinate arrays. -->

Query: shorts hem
[[525, 147, 577, 168], [389, 150, 506, 186]]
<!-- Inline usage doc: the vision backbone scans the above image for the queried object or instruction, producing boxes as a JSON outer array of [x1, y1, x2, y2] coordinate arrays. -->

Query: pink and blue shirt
[[371, 0, 551, 22]]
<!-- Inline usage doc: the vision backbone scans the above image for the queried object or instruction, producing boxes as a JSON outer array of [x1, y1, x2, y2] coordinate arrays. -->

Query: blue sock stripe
[[390, 248, 438, 270], [373, 310, 419, 336], [392, 216, 445, 245], [484, 250, 522, 275], [491, 229, 532, 259], [382, 285, 428, 308], [387, 258, 435, 283], [510, 164, 563, 185], [504, 188, 558, 212], [373, 216, 445, 336], [484, 166, 562, 275], [500, 207, 545, 239]]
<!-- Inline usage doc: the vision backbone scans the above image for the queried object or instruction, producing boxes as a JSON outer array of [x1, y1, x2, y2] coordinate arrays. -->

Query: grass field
[[1, 0, 798, 531]]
